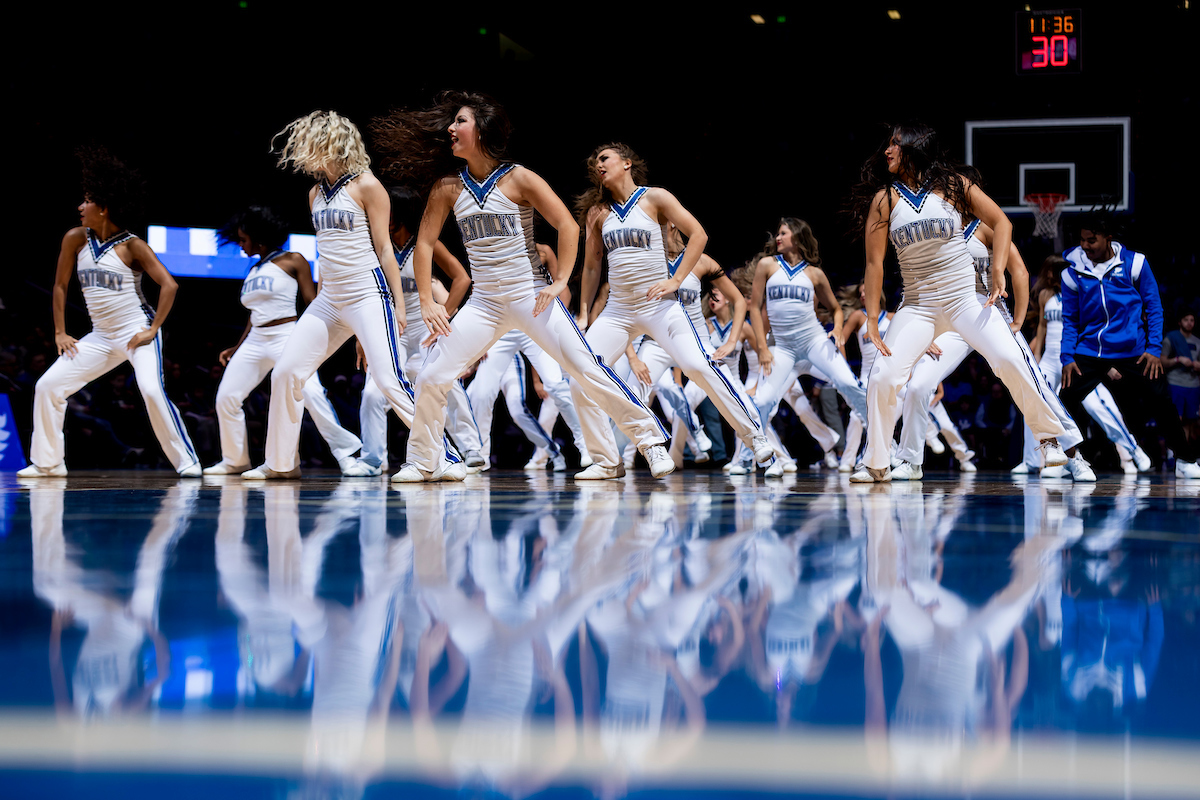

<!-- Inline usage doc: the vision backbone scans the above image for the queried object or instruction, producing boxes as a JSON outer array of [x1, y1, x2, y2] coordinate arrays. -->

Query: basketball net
[[1024, 193, 1068, 240]]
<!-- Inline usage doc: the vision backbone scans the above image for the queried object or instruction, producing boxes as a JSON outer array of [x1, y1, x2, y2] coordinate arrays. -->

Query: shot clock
[[1017, 9, 1081, 73]]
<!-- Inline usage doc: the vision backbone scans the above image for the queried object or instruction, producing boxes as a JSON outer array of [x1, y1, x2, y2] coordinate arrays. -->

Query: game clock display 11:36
[[1017, 9, 1081, 74]]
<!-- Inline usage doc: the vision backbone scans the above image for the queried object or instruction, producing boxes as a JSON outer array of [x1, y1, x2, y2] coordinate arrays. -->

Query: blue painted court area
[[0, 470, 1197, 799]]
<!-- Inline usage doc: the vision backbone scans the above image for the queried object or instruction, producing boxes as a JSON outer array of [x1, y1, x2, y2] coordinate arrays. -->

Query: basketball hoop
[[1024, 193, 1068, 240]]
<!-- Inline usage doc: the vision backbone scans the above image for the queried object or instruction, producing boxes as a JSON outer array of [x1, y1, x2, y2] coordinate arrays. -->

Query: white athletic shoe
[[1176, 460, 1200, 480], [927, 435, 946, 455], [888, 461, 923, 481], [524, 452, 548, 470], [579, 453, 594, 469], [1037, 439, 1068, 467], [750, 433, 774, 465], [465, 450, 486, 469], [551, 453, 567, 472], [574, 462, 626, 480], [1040, 464, 1067, 479], [204, 462, 250, 476], [17, 463, 67, 478], [390, 460, 467, 483], [765, 460, 786, 478], [958, 458, 977, 473], [849, 466, 891, 483], [1010, 462, 1031, 475], [695, 428, 714, 459], [838, 461, 853, 473], [783, 460, 798, 473], [1134, 448, 1153, 473], [342, 459, 382, 477], [1120, 459, 1138, 475], [725, 462, 749, 476], [1065, 454, 1097, 482], [178, 462, 203, 478], [641, 444, 676, 477], [823, 450, 839, 469], [242, 465, 301, 480], [890, 453, 903, 470]]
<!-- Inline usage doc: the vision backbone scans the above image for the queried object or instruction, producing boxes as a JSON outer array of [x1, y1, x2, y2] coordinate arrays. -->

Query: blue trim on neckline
[[394, 237, 417, 267], [86, 229, 134, 261], [459, 163, 516, 207], [609, 186, 648, 223], [774, 254, 808, 278], [667, 248, 686, 277], [713, 317, 732, 339], [963, 219, 980, 240], [249, 249, 286, 273], [319, 173, 357, 203], [892, 181, 933, 213]]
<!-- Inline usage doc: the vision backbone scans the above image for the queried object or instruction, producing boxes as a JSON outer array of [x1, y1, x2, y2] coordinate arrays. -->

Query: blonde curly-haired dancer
[[373, 92, 672, 482], [244, 111, 459, 480]]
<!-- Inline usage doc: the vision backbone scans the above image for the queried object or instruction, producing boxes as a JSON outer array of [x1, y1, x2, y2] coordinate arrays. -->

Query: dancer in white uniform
[[575, 142, 770, 477], [1015, 256, 1151, 476], [374, 93, 672, 481], [205, 207, 362, 475], [849, 123, 1068, 482], [350, 187, 481, 477], [749, 218, 868, 476], [839, 283, 893, 472], [244, 111, 437, 481], [21, 148, 201, 478]]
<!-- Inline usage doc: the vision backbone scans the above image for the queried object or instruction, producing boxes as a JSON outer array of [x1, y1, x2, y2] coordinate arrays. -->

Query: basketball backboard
[[964, 117, 1130, 215]]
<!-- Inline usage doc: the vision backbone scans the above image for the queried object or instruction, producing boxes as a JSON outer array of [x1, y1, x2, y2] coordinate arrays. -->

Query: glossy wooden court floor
[[1, 469, 1197, 799]]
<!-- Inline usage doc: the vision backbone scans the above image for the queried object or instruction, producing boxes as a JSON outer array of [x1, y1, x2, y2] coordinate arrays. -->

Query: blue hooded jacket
[[1060, 243, 1163, 364]]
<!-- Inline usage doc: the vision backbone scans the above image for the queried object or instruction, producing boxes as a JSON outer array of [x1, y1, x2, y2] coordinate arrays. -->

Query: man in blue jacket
[[1059, 211, 1199, 479]]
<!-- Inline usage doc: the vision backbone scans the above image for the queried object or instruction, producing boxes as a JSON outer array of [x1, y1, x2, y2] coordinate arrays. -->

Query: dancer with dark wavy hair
[[748, 218, 868, 477], [847, 123, 1069, 483], [20, 148, 200, 478], [574, 142, 770, 477], [372, 93, 672, 481], [204, 206, 362, 476]]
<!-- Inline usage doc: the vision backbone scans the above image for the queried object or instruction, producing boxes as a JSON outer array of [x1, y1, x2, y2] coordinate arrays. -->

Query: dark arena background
[[1, 3, 1198, 799]]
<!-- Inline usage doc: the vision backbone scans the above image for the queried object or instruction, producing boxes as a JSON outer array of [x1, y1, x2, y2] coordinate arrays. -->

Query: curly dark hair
[[1076, 205, 1121, 238], [761, 217, 822, 269], [573, 142, 649, 222], [846, 122, 973, 240], [216, 206, 291, 251], [78, 146, 147, 232], [371, 91, 512, 200]]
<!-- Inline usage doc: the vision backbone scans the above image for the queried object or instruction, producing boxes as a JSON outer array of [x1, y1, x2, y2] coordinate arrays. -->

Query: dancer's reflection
[[31, 480, 198, 717], [579, 497, 755, 799], [214, 484, 319, 704], [858, 484, 1060, 785]]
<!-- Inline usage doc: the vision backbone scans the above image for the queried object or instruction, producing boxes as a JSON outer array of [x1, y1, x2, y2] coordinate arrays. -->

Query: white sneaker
[[749, 433, 774, 465], [1120, 459, 1138, 475], [1040, 464, 1067, 479], [579, 453, 594, 469], [726, 463, 749, 476], [465, 450, 486, 469], [1010, 462, 1031, 475], [1037, 439, 1068, 467], [958, 458, 977, 473], [641, 444, 676, 477], [838, 461, 853, 473], [575, 462, 626, 480], [243, 465, 301, 480], [1176, 460, 1200, 480], [890, 453, 903, 469], [1134, 448, 1153, 472], [849, 466, 891, 483], [178, 462, 203, 478], [927, 435, 946, 455], [342, 459, 382, 477], [16, 463, 67, 478], [1065, 454, 1097, 482], [695, 428, 714, 459], [765, 460, 785, 478], [823, 450, 839, 469], [551, 453, 567, 472], [390, 460, 466, 483], [524, 452, 548, 470], [888, 461, 923, 481], [204, 462, 250, 475], [783, 460, 798, 473], [391, 463, 430, 483], [337, 456, 359, 474]]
